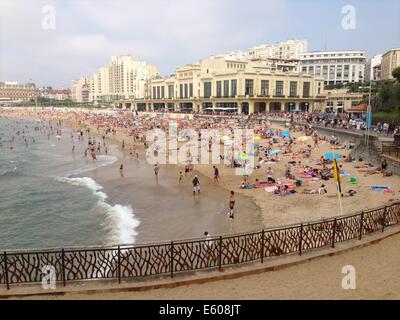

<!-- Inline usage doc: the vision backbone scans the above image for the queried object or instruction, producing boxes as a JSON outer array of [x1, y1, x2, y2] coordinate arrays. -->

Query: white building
[[300, 50, 366, 85], [248, 39, 308, 60], [74, 55, 159, 103], [365, 54, 382, 81], [71, 77, 90, 102]]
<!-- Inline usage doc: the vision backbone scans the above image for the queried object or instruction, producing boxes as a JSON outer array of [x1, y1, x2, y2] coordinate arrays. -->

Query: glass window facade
[[275, 81, 284, 96], [179, 84, 183, 98], [184, 84, 188, 98], [303, 82, 310, 98], [245, 79, 253, 96], [231, 79, 237, 97], [289, 81, 297, 97], [216, 81, 222, 97], [189, 83, 193, 97], [204, 82, 211, 98], [260, 80, 269, 96], [223, 80, 229, 97], [168, 85, 174, 98]]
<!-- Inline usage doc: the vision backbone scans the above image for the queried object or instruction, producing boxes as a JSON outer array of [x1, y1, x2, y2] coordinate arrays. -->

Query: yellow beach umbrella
[[253, 135, 262, 141], [221, 136, 230, 141], [297, 136, 312, 142]]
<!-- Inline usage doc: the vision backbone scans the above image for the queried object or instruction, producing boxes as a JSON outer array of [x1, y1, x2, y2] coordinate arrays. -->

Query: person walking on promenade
[[192, 175, 201, 196]]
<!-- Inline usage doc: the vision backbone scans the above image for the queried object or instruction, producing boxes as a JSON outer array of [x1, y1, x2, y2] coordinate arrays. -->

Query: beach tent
[[324, 152, 342, 160]]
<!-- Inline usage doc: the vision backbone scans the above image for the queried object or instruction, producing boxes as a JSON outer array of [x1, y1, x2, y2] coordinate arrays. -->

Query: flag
[[333, 159, 342, 193]]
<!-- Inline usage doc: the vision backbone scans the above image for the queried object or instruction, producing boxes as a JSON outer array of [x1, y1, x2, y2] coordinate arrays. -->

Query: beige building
[[71, 77, 90, 102], [117, 56, 325, 114], [381, 48, 400, 80], [0, 82, 37, 101], [323, 89, 363, 113]]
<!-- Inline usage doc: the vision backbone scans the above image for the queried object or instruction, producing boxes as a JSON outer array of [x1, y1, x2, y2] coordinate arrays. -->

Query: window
[[216, 81, 222, 97], [289, 81, 297, 97], [152, 87, 156, 99], [156, 86, 160, 99], [161, 86, 165, 98], [223, 80, 229, 97], [179, 84, 183, 98], [245, 79, 253, 96], [275, 80, 284, 96], [231, 79, 237, 97], [204, 82, 211, 98], [302, 67, 307, 72], [260, 80, 269, 96], [184, 83, 188, 98], [189, 83, 193, 97], [168, 84, 174, 98], [303, 82, 310, 98]]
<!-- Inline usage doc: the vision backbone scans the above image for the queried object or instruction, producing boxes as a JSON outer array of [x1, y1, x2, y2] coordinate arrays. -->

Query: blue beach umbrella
[[270, 149, 282, 155], [265, 129, 273, 134], [324, 152, 342, 160], [281, 131, 291, 138]]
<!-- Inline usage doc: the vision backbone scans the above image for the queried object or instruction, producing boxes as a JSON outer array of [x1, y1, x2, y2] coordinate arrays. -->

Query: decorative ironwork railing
[[1, 202, 399, 289]]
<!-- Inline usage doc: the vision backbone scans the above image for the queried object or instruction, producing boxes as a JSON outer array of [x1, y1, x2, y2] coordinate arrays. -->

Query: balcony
[[273, 95, 285, 98], [288, 95, 299, 98]]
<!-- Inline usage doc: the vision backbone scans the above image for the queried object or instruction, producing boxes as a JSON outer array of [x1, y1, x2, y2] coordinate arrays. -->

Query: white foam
[[56, 176, 140, 245], [66, 155, 118, 176]]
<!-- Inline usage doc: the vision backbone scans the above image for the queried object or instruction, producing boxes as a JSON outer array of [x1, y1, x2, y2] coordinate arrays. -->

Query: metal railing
[[382, 145, 400, 159], [1, 202, 399, 289]]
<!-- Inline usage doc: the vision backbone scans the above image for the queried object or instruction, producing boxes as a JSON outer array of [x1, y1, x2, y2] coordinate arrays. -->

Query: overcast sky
[[0, 0, 399, 88]]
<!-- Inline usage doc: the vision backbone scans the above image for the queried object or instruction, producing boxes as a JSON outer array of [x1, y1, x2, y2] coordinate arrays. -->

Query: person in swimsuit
[[228, 190, 235, 219]]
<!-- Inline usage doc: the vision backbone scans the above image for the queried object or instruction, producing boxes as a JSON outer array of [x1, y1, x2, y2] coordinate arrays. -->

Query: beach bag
[[348, 177, 358, 185]]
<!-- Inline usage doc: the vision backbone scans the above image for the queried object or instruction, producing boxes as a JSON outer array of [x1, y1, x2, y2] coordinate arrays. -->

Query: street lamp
[[365, 81, 373, 146]]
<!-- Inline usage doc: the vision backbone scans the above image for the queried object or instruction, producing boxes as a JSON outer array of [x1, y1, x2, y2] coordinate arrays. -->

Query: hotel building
[[381, 48, 400, 80], [118, 56, 325, 114], [365, 54, 382, 81], [0, 82, 37, 101], [300, 50, 366, 85]]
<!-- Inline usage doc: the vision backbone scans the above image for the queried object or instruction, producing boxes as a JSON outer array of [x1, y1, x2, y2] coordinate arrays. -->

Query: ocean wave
[[65, 155, 118, 176], [0, 165, 17, 177], [56, 176, 140, 245]]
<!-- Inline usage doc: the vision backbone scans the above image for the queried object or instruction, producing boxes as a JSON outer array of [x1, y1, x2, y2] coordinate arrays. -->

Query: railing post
[[359, 211, 364, 240], [61, 248, 66, 287], [218, 236, 222, 271], [382, 206, 387, 232], [299, 224, 303, 256], [117, 245, 121, 284], [261, 230, 265, 263], [3, 251, 9, 290], [170, 241, 174, 278], [331, 218, 337, 248]]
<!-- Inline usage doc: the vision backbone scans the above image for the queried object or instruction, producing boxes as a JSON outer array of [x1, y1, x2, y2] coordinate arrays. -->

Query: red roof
[[348, 104, 368, 111]]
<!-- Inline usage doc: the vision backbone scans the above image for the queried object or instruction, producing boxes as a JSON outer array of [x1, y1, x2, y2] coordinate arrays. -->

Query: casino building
[[115, 56, 326, 115]]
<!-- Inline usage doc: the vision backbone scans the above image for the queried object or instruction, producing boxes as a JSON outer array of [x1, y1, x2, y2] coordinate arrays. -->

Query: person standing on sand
[[119, 163, 124, 178], [179, 171, 183, 183], [381, 159, 388, 177], [228, 191, 235, 219], [154, 163, 160, 180], [122, 139, 125, 150], [213, 166, 220, 183], [192, 175, 201, 196]]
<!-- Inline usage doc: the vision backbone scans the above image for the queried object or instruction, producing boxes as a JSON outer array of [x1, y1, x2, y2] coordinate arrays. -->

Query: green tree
[[392, 66, 400, 82]]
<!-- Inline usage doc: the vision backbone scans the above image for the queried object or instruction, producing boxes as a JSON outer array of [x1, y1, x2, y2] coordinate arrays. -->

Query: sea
[[0, 117, 138, 250], [0, 117, 262, 251]]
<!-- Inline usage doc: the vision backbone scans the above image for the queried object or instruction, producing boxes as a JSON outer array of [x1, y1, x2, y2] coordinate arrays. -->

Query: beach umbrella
[[297, 136, 312, 142], [239, 151, 249, 160], [324, 152, 342, 160], [265, 129, 273, 134], [221, 135, 230, 141], [281, 131, 291, 138], [224, 140, 234, 145], [270, 149, 282, 155], [253, 135, 262, 141], [272, 135, 280, 140]]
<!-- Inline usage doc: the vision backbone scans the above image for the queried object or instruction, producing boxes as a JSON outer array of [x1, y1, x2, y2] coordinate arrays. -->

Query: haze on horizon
[[0, 0, 399, 88]]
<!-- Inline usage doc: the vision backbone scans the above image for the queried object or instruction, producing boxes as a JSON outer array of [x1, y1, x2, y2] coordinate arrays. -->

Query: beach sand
[[19, 232, 400, 300]]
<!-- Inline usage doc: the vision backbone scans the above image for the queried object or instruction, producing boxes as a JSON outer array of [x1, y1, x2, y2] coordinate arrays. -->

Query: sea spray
[[55, 176, 140, 244]]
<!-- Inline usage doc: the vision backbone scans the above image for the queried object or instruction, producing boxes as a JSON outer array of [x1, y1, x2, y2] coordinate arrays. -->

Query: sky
[[0, 0, 399, 88]]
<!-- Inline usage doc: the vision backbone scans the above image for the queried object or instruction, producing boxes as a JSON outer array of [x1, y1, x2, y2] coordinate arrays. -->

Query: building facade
[[323, 89, 363, 113], [0, 82, 37, 101], [71, 77, 90, 102], [247, 39, 308, 60], [300, 50, 366, 85], [118, 56, 325, 114], [365, 54, 382, 81], [41, 88, 71, 100], [381, 48, 400, 80]]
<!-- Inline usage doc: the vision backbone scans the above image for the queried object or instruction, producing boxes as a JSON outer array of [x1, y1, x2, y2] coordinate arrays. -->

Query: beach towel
[[348, 177, 358, 185], [264, 186, 278, 193], [340, 171, 350, 177], [369, 186, 390, 190]]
